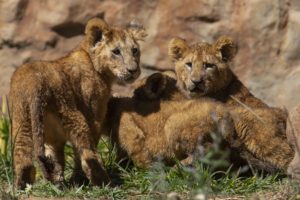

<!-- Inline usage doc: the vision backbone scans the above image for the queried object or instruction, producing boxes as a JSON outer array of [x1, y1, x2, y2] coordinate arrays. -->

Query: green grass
[[0, 98, 299, 199]]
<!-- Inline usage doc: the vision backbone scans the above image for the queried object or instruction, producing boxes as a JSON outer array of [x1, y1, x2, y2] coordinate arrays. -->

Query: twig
[[230, 95, 264, 123]]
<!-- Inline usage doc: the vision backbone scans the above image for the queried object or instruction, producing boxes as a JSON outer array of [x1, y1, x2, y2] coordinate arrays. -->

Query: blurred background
[[0, 0, 299, 109]]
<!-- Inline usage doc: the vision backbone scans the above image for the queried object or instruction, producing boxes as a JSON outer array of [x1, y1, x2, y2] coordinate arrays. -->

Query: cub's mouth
[[188, 83, 206, 93], [122, 74, 135, 83], [190, 87, 204, 93], [121, 71, 140, 83]]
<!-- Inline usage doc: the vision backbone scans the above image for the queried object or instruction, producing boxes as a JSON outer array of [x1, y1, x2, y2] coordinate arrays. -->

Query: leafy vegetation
[[0, 96, 299, 199]]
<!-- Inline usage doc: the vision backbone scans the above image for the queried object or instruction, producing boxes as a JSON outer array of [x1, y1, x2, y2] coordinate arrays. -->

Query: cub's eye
[[132, 47, 139, 55], [112, 48, 121, 55], [185, 62, 192, 69], [203, 63, 216, 70]]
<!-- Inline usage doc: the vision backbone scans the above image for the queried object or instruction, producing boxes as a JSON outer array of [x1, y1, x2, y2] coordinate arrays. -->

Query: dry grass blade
[[230, 95, 264, 122]]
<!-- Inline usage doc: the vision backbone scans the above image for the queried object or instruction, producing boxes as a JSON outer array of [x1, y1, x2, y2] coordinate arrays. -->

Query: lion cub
[[167, 36, 293, 171], [9, 17, 145, 189], [107, 73, 292, 172], [107, 73, 235, 168]]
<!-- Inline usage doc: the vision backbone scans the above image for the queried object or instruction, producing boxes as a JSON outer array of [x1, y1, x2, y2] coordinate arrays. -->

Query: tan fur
[[106, 74, 235, 168], [227, 107, 292, 171], [9, 17, 145, 189]]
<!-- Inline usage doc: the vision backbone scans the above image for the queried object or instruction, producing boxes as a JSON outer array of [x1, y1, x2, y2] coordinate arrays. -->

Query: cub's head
[[84, 18, 146, 83], [168, 36, 237, 98]]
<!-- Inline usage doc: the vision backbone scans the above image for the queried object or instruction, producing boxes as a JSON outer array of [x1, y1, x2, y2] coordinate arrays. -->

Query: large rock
[[0, 0, 299, 109]]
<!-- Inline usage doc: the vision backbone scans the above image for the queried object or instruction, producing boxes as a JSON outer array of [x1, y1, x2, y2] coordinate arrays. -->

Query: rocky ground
[[1, 0, 300, 109]]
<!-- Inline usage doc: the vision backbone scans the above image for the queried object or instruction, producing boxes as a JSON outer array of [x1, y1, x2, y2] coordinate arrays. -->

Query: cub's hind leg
[[44, 143, 65, 186], [69, 122, 106, 185], [44, 112, 66, 186], [12, 110, 36, 190], [70, 148, 89, 186], [60, 108, 110, 186], [69, 121, 108, 185], [230, 107, 294, 171]]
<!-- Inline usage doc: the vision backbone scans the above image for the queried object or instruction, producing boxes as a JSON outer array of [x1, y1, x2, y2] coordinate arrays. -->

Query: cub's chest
[[80, 77, 110, 111]]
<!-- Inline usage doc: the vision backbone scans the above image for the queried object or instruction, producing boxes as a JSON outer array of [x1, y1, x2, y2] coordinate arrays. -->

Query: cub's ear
[[127, 21, 147, 41], [168, 38, 190, 62], [214, 36, 237, 62], [134, 73, 167, 100], [85, 18, 111, 47]]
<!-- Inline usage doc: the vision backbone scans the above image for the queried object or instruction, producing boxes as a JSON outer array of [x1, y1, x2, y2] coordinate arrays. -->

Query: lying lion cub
[[168, 36, 293, 171], [106, 36, 293, 173], [107, 73, 236, 168], [9, 17, 145, 189], [107, 73, 292, 172]]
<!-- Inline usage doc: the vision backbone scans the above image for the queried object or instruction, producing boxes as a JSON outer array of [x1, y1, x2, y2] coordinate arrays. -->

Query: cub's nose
[[127, 68, 138, 74], [191, 78, 203, 86]]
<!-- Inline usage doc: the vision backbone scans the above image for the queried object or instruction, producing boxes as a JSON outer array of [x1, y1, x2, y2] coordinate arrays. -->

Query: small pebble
[[167, 192, 181, 200]]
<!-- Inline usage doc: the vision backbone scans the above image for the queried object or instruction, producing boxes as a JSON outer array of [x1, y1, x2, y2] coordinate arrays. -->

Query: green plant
[[0, 96, 16, 199], [0, 96, 10, 159]]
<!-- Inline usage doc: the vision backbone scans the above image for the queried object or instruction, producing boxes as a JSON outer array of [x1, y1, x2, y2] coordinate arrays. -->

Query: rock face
[[0, 0, 300, 109]]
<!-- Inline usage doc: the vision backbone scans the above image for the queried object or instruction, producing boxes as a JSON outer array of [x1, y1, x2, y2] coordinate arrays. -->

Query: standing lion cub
[[9, 17, 145, 189]]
